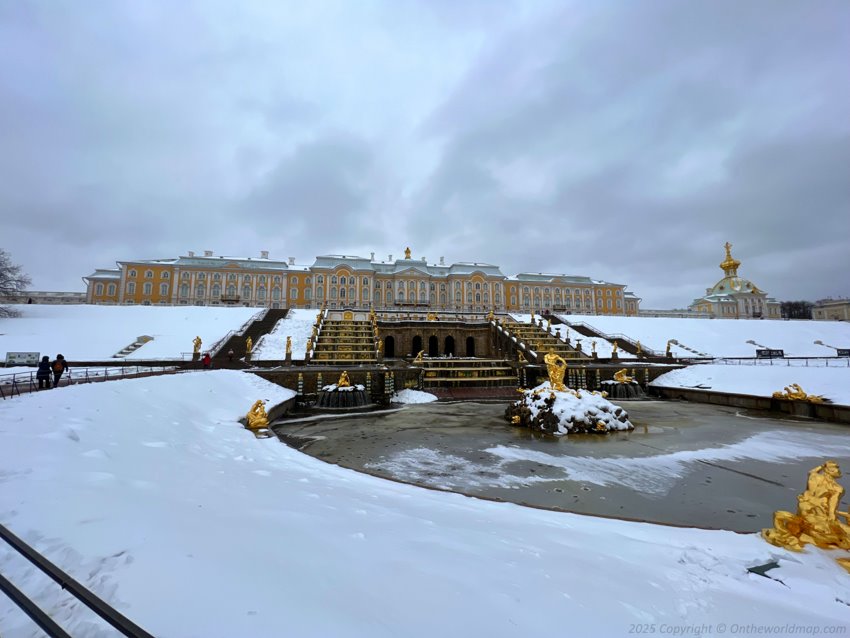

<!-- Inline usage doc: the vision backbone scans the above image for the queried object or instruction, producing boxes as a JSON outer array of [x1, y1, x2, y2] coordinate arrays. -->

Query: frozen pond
[[273, 400, 850, 532]]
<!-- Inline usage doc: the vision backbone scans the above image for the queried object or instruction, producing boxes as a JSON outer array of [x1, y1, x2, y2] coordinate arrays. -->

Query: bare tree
[[0, 249, 32, 317]]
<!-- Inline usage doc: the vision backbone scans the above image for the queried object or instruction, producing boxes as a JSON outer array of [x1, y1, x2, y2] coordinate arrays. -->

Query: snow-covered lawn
[[253, 309, 317, 361], [0, 305, 260, 361], [558, 314, 850, 358], [1, 371, 849, 636], [652, 363, 850, 405]]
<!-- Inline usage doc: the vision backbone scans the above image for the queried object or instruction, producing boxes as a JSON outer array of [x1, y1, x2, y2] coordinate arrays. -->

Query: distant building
[[689, 243, 781, 319], [812, 298, 850, 321], [1, 291, 86, 305], [82, 248, 641, 315]]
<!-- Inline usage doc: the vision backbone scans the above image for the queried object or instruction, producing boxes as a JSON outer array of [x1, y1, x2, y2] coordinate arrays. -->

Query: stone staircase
[[504, 320, 589, 362], [310, 319, 377, 365], [213, 309, 289, 364], [560, 318, 663, 358], [113, 335, 153, 358], [419, 358, 516, 388]]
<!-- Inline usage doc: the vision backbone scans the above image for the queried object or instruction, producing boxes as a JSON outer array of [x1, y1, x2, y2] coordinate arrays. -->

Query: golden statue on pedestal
[[285, 336, 292, 355], [486, 309, 494, 322], [612, 340, 619, 355], [246, 400, 269, 430], [544, 349, 567, 391], [613, 369, 634, 384], [404, 246, 412, 259], [245, 336, 253, 355], [193, 336, 202, 354], [377, 340, 384, 354], [337, 371, 351, 388], [763, 461, 850, 573], [772, 384, 826, 403], [427, 312, 438, 321], [413, 350, 424, 364], [636, 340, 642, 356], [591, 340, 597, 354], [546, 317, 551, 332]]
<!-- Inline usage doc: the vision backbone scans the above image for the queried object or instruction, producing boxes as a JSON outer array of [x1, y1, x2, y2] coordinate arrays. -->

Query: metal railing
[[558, 319, 665, 357], [700, 357, 850, 368], [0, 365, 181, 400], [0, 522, 155, 637]]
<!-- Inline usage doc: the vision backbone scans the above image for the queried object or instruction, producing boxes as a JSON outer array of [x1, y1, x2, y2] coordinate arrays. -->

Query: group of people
[[35, 354, 69, 390]]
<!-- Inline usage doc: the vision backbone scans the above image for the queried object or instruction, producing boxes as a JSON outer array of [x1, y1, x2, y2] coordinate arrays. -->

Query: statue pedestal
[[611, 352, 619, 360], [592, 352, 598, 360], [285, 352, 292, 366]]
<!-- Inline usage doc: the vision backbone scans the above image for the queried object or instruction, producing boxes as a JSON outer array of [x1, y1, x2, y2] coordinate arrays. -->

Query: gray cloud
[[1, 0, 847, 306]]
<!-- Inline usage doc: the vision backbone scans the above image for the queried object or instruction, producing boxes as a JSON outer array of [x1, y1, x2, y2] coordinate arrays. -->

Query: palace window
[[226, 284, 236, 296], [316, 275, 323, 284], [272, 287, 281, 300], [466, 293, 472, 303], [182, 272, 190, 280], [180, 284, 189, 297], [330, 287, 337, 299], [305, 277, 311, 285], [386, 291, 392, 302], [362, 288, 368, 299], [95, 283, 104, 295], [160, 283, 169, 295], [259, 275, 266, 284], [290, 288, 297, 299], [340, 276, 347, 285], [212, 273, 220, 281], [212, 284, 221, 297], [362, 277, 369, 285], [440, 283, 446, 291], [455, 292, 461, 302], [331, 276, 337, 284], [305, 289, 312, 300], [349, 288, 355, 299], [290, 276, 298, 284], [374, 290, 380, 302], [340, 288, 346, 299], [198, 273, 206, 281], [440, 293, 446, 304], [420, 281, 426, 289], [107, 284, 116, 296], [273, 275, 281, 284], [316, 286, 323, 299], [242, 285, 251, 298], [195, 285, 204, 297], [129, 270, 137, 278], [475, 283, 481, 290], [475, 293, 481, 302], [257, 286, 266, 300], [142, 282, 152, 294], [162, 271, 170, 279], [145, 270, 153, 279]]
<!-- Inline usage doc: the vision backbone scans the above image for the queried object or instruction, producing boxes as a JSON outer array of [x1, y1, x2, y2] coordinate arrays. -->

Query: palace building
[[83, 248, 641, 316], [689, 243, 781, 319]]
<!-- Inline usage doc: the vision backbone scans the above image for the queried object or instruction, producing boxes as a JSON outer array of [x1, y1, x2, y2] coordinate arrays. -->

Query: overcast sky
[[2, 0, 848, 308]]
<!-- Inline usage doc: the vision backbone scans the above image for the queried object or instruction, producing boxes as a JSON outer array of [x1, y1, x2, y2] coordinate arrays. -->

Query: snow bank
[[652, 363, 850, 405], [253, 309, 317, 361], [0, 305, 260, 361], [391, 389, 438, 404], [559, 314, 850, 358], [1, 372, 849, 636]]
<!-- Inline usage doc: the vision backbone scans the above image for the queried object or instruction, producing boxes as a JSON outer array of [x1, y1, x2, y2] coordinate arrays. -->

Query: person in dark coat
[[51, 354, 68, 388], [36, 355, 52, 389]]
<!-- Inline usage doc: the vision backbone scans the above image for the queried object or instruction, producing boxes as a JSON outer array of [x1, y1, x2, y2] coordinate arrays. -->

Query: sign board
[[756, 349, 785, 359], [837, 349, 850, 358], [5, 352, 40, 365]]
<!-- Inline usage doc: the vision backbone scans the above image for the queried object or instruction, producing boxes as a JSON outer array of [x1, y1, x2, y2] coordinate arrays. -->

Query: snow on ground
[[508, 314, 635, 358], [391, 389, 438, 404], [0, 305, 260, 361], [652, 363, 850, 405], [0, 365, 177, 386], [253, 309, 316, 361], [1, 373, 849, 636], [558, 314, 850, 358]]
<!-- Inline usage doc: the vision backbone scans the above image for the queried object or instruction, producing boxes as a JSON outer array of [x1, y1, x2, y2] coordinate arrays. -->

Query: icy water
[[273, 400, 850, 532]]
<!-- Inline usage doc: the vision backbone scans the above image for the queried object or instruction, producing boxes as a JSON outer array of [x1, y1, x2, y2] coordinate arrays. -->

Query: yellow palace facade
[[84, 248, 640, 316]]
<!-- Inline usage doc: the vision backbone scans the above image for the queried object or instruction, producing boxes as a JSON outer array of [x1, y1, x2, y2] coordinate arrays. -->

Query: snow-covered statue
[[246, 400, 269, 430], [763, 461, 850, 572], [544, 349, 567, 391]]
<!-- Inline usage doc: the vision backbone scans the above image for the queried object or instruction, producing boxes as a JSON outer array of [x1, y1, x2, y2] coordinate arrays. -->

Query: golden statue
[[486, 309, 494, 322], [544, 349, 567, 391], [285, 336, 292, 355], [591, 340, 597, 354], [546, 317, 551, 332], [772, 383, 826, 403], [517, 350, 527, 364], [413, 350, 424, 363], [613, 369, 634, 384], [245, 336, 253, 355], [530, 310, 535, 323], [612, 340, 619, 354], [665, 339, 674, 357], [763, 461, 850, 572], [192, 336, 202, 354], [404, 246, 411, 259], [337, 371, 351, 388], [377, 340, 384, 354], [427, 312, 438, 321], [636, 340, 642, 356], [246, 400, 269, 430]]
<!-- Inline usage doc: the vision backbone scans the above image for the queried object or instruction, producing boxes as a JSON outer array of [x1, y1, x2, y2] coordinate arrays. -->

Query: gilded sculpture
[[612, 340, 619, 355], [192, 336, 202, 354], [245, 336, 253, 355], [772, 383, 826, 403], [404, 246, 412, 259], [546, 317, 551, 332], [246, 400, 269, 430], [613, 369, 634, 384], [285, 336, 292, 355], [544, 349, 568, 391], [337, 371, 351, 388], [427, 312, 438, 321], [636, 340, 642, 356], [413, 350, 424, 364], [763, 461, 850, 572]]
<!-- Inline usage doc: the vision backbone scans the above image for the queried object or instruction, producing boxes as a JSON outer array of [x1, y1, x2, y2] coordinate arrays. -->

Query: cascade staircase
[[505, 320, 589, 362], [213, 308, 289, 364], [310, 318, 377, 365], [418, 358, 516, 388], [560, 318, 661, 358], [113, 335, 153, 358]]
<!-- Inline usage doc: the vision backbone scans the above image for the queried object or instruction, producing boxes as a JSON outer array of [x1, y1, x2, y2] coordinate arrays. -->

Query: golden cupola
[[720, 241, 741, 278]]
